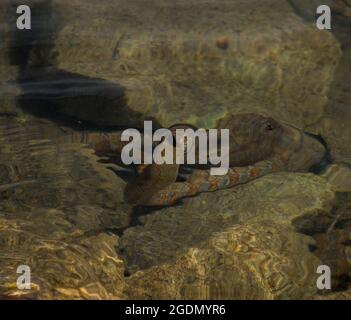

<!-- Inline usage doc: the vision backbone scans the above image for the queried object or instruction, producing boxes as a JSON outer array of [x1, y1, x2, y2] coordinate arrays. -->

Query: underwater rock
[[1, 0, 340, 128], [0, 117, 132, 299], [332, 0, 351, 18], [124, 221, 321, 299], [293, 191, 351, 292], [287, 0, 333, 21], [313, 229, 351, 291], [119, 172, 335, 273], [347, 246, 351, 269], [0, 216, 125, 299], [0, 0, 349, 300], [0, 117, 132, 231], [311, 289, 351, 300], [322, 163, 351, 193], [52, 0, 341, 128], [307, 2, 351, 165]]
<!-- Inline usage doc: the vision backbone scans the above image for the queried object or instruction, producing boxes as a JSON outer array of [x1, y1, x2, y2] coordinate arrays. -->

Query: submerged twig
[[112, 32, 126, 60], [0, 180, 38, 192], [326, 211, 344, 237]]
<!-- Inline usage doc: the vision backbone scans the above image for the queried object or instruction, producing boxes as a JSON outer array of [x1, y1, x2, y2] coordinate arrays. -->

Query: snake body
[[123, 113, 326, 206], [57, 113, 326, 207]]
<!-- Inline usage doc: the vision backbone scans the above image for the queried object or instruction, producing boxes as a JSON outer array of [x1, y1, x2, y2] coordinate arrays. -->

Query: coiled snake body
[[60, 113, 327, 207]]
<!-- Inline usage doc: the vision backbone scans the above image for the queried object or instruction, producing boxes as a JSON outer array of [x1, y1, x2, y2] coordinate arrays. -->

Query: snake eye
[[266, 123, 273, 131], [262, 120, 274, 131]]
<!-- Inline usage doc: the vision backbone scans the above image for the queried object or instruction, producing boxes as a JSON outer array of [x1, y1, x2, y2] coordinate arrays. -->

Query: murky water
[[0, 0, 350, 299]]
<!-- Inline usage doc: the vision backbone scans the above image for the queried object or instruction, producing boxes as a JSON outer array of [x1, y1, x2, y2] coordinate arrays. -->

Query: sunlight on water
[[0, 0, 350, 300]]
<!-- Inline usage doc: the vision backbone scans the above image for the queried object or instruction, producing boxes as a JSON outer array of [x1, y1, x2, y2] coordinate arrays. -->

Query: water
[[0, 0, 350, 300]]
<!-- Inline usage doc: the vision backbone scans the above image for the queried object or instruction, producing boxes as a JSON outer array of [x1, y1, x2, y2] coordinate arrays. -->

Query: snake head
[[276, 123, 328, 172], [216, 113, 285, 166], [215, 113, 327, 171]]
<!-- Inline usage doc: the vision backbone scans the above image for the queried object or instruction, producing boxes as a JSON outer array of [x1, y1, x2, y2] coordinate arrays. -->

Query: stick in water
[[0, 180, 39, 192]]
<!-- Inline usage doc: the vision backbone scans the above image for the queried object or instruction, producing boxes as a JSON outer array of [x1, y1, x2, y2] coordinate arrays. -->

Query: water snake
[[57, 113, 327, 207]]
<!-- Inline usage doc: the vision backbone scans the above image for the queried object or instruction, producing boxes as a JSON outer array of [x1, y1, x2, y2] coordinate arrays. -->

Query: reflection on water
[[0, 0, 350, 300], [0, 118, 135, 236], [0, 117, 129, 215], [0, 117, 131, 299]]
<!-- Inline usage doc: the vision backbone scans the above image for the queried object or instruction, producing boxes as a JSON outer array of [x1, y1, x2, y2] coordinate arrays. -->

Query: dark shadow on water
[[7, 0, 61, 71], [16, 69, 147, 131], [305, 132, 333, 174], [8, 0, 149, 131]]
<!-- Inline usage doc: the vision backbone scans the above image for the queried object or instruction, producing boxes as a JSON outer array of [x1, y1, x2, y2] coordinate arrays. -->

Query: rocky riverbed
[[0, 0, 350, 299]]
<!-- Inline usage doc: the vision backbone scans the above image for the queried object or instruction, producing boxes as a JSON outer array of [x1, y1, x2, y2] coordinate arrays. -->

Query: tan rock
[[1, 0, 341, 128], [124, 221, 321, 299], [311, 289, 351, 300], [0, 225, 125, 299], [322, 163, 351, 192], [119, 172, 335, 273]]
